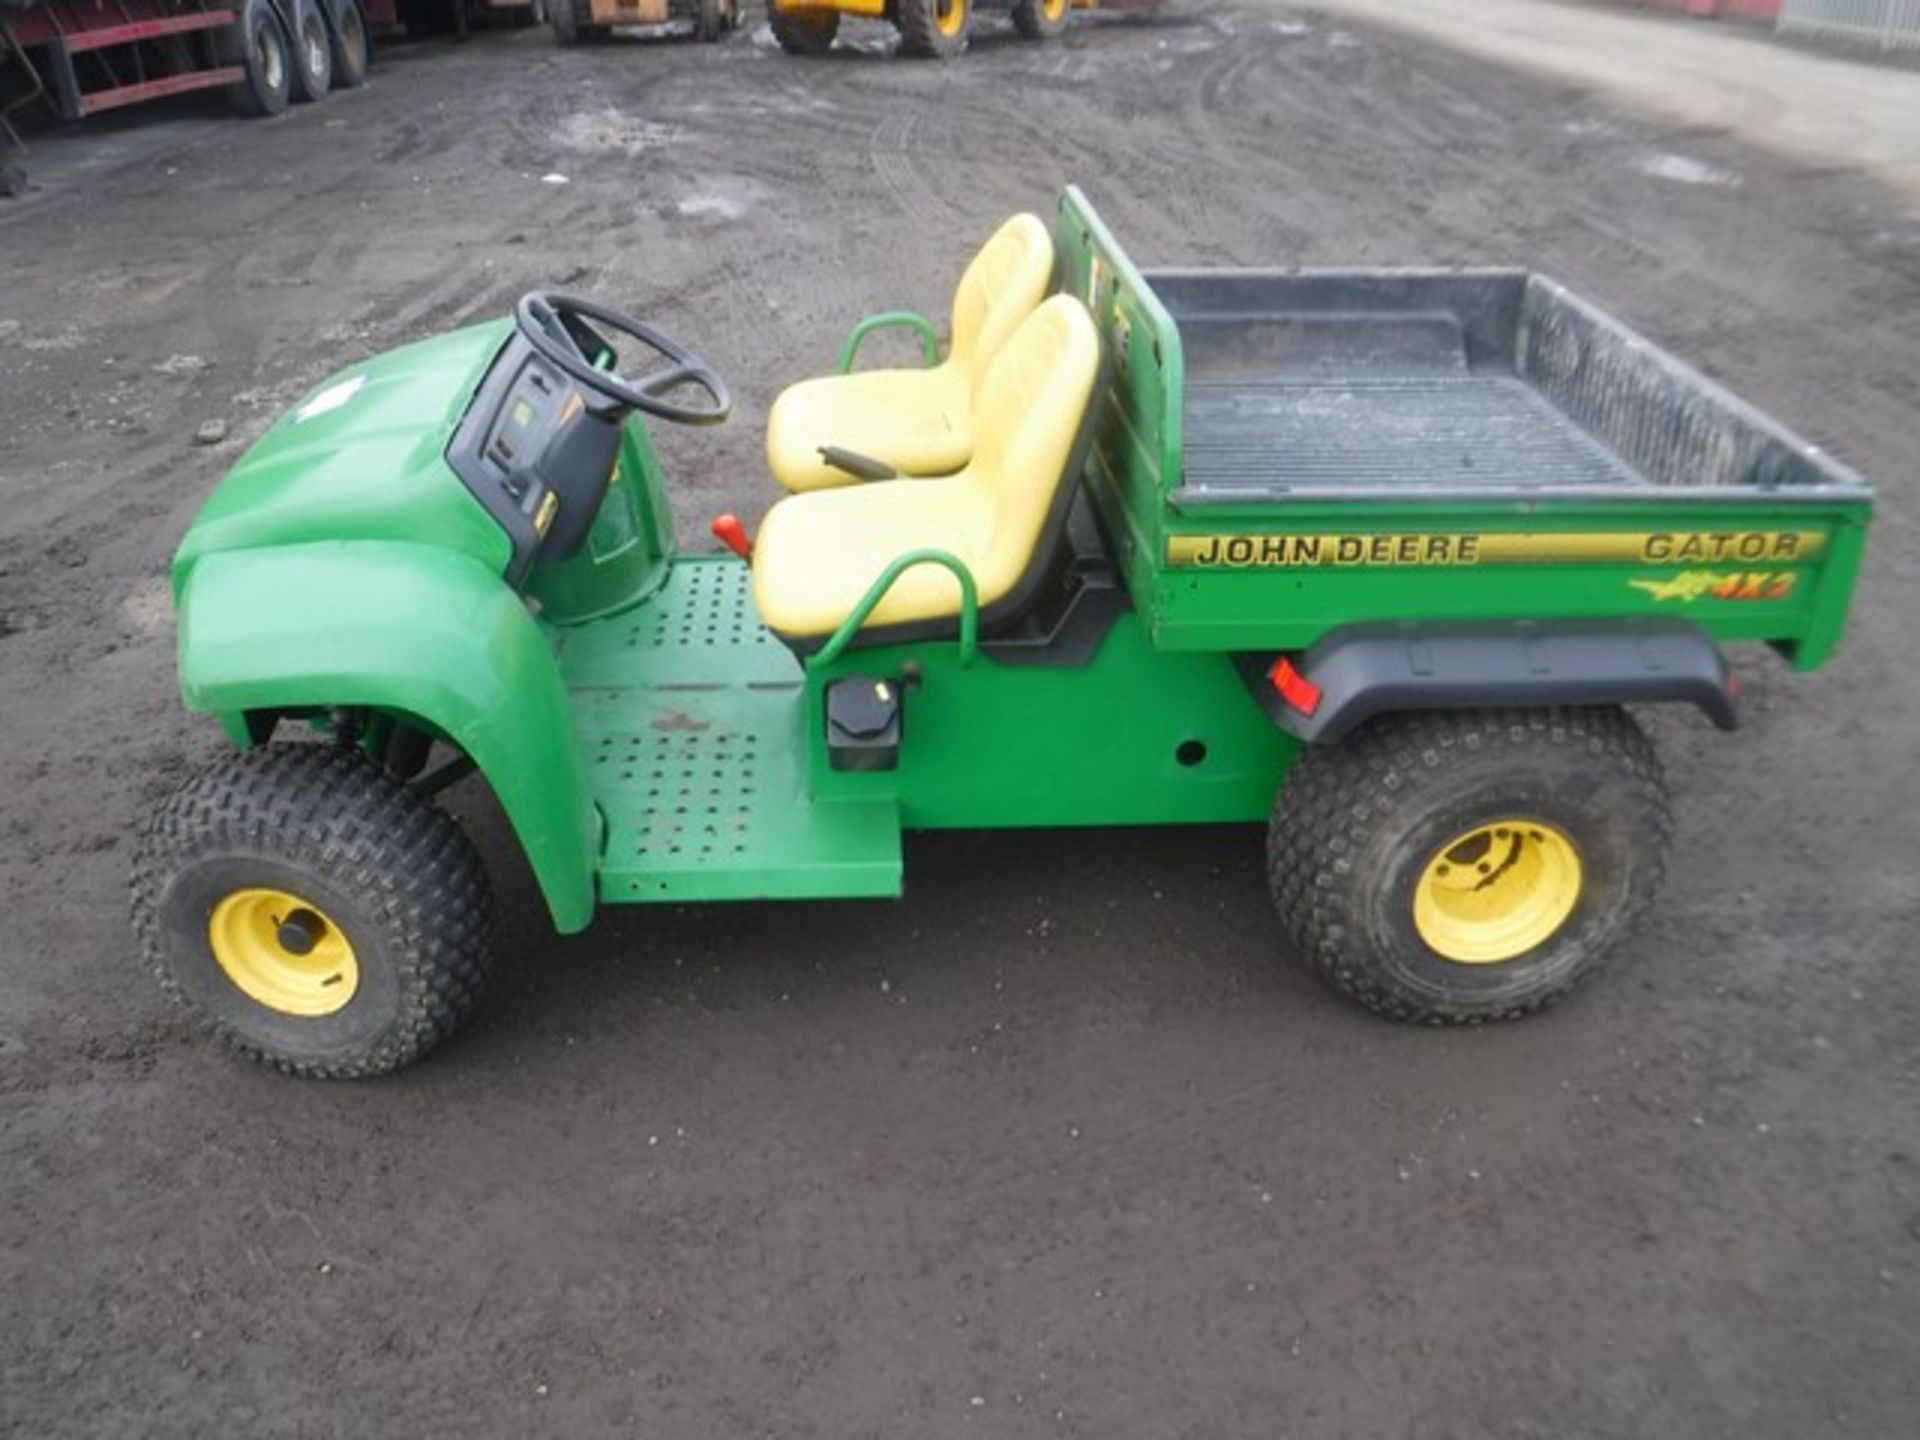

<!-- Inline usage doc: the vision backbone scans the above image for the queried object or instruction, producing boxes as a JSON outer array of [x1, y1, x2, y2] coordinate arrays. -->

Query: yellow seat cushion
[[765, 212, 1055, 494], [764, 364, 972, 494], [753, 295, 1101, 642]]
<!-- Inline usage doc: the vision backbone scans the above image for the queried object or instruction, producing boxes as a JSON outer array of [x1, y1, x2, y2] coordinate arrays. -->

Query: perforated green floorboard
[[558, 559, 901, 903]]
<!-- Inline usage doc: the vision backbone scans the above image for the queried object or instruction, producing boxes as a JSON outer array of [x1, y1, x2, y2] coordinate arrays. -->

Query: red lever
[[711, 513, 753, 560]]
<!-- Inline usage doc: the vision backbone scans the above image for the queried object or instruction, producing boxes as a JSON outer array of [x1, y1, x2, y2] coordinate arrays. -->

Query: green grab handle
[[837, 311, 941, 373], [808, 549, 979, 671]]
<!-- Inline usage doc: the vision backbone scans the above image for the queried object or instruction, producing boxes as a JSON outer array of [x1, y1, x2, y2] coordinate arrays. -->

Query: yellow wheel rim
[[1412, 820, 1583, 965], [208, 887, 360, 1017], [935, 0, 966, 36], [1043, 0, 1066, 17]]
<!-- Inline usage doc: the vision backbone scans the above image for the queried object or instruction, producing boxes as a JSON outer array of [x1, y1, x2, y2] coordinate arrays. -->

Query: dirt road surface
[[1305, 0, 1920, 204], [3, 8, 1918, 1436]]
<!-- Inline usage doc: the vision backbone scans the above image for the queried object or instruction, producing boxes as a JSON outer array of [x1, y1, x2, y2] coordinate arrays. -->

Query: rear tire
[[895, 0, 968, 57], [1268, 707, 1671, 1025], [289, 6, 334, 103], [330, 0, 372, 88], [694, 0, 727, 41], [131, 745, 497, 1078], [222, 0, 294, 116], [1011, 0, 1068, 39], [769, 2, 837, 53]]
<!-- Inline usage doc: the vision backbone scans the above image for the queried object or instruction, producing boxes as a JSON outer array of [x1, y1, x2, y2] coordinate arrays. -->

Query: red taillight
[[711, 513, 753, 560], [1268, 656, 1322, 717]]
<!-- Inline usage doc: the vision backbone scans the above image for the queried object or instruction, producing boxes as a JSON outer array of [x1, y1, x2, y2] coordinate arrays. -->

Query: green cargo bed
[[1053, 188, 1873, 669]]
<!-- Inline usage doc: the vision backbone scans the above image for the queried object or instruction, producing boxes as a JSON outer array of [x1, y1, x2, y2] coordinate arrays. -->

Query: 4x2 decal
[[1630, 571, 1800, 603]]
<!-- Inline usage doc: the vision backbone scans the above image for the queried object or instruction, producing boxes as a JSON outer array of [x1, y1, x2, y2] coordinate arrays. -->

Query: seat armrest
[[818, 446, 901, 482], [806, 549, 980, 671]]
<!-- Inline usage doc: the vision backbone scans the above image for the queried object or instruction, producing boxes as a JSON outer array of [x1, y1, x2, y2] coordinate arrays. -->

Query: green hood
[[172, 318, 517, 593]]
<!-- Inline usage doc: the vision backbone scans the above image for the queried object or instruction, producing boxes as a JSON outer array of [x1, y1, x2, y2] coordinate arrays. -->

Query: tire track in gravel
[[865, 106, 956, 228]]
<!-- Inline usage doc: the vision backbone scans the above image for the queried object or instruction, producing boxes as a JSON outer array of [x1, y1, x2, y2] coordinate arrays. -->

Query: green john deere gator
[[132, 188, 1874, 1076]]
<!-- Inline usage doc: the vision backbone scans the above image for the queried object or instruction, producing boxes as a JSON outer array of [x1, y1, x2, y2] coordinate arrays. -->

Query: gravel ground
[[2, 7, 1917, 1436]]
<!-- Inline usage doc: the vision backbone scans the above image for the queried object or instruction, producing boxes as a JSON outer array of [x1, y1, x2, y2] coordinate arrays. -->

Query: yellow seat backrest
[[954, 293, 1102, 605], [747, 294, 1101, 643], [948, 213, 1056, 395]]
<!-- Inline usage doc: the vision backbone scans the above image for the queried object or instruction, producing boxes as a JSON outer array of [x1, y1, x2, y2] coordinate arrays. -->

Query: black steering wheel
[[513, 291, 732, 426]]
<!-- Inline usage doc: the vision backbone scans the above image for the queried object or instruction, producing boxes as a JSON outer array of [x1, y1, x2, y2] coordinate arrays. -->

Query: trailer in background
[[0, 0, 543, 190], [0, 0, 384, 129]]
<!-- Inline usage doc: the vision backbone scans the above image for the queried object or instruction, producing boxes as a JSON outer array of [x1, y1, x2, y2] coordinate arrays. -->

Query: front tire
[[132, 745, 497, 1078], [1269, 707, 1671, 1025], [895, 0, 968, 57]]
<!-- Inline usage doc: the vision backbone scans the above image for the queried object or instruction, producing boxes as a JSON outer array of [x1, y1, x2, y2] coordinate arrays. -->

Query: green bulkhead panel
[[1053, 185, 1186, 620]]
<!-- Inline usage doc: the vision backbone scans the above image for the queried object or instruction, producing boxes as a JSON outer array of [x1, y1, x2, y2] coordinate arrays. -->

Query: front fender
[[176, 542, 599, 934]]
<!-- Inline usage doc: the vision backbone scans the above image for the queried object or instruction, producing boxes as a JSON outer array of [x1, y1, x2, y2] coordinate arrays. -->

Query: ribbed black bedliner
[[1144, 267, 1872, 507], [1184, 375, 1638, 495]]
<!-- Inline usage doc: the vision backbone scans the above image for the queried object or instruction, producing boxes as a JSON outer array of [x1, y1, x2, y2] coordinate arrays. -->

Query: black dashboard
[[446, 332, 623, 584]]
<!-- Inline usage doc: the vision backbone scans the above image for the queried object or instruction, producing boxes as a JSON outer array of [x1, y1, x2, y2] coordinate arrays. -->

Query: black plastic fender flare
[[1240, 618, 1740, 745]]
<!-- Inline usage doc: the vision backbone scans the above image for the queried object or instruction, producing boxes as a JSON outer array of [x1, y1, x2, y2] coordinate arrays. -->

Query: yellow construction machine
[[769, 0, 1097, 58], [550, 0, 740, 43]]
